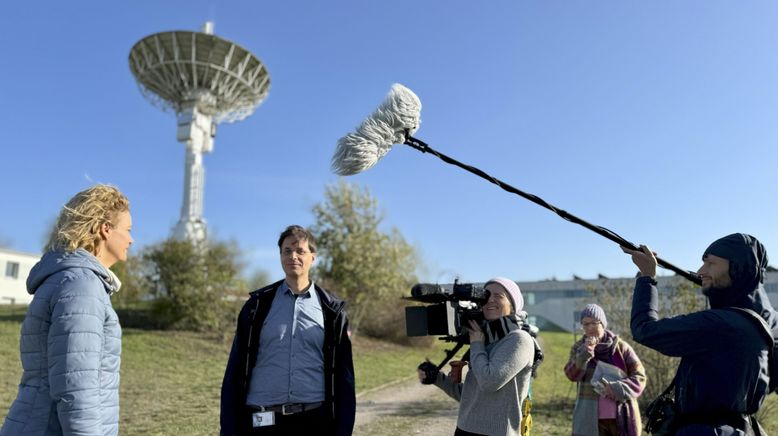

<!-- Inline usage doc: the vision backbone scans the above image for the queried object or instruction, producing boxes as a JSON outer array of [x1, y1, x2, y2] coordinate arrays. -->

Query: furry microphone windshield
[[331, 83, 422, 176]]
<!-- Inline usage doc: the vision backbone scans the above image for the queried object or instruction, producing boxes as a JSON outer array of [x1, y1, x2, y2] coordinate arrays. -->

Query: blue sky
[[2, 1, 777, 285]]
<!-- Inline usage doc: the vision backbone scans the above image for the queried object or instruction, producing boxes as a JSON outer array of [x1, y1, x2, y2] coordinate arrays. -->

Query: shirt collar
[[281, 280, 315, 298]]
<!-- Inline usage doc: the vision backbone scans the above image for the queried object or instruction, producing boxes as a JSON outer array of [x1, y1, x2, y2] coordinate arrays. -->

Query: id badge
[[252, 411, 275, 427]]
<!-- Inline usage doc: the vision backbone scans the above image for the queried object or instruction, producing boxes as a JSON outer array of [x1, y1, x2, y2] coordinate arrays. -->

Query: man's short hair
[[277, 225, 317, 253]]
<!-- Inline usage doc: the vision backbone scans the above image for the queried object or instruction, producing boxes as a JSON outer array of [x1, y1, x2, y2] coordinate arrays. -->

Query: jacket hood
[[702, 233, 768, 308], [703, 233, 778, 392], [27, 248, 121, 295]]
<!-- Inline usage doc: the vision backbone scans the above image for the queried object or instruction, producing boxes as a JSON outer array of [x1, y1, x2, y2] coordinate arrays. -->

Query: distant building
[[520, 272, 778, 332], [436, 273, 778, 333], [0, 248, 40, 305]]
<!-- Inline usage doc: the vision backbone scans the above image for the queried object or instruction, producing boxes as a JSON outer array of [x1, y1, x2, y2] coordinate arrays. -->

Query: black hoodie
[[703, 233, 778, 392], [631, 233, 777, 433]]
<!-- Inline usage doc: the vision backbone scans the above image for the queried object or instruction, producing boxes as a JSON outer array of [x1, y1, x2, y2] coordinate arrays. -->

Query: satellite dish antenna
[[129, 22, 270, 242]]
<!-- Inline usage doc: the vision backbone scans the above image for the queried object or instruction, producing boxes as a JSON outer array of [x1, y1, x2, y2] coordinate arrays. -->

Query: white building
[[0, 248, 40, 305], [520, 271, 778, 332]]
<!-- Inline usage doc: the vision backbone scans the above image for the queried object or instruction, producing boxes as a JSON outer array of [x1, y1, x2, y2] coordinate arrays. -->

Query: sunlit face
[[482, 283, 513, 321], [581, 316, 604, 339], [98, 210, 133, 268], [697, 254, 732, 291], [280, 236, 315, 281]]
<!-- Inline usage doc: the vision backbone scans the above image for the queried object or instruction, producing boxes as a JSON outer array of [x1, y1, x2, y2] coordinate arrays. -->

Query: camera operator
[[417, 277, 534, 436]]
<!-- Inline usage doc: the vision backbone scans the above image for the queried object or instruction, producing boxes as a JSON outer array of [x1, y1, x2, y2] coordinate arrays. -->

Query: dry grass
[[0, 306, 452, 435], [2, 306, 775, 435]]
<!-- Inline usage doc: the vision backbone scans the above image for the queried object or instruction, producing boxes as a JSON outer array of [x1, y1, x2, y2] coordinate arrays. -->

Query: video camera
[[407, 279, 545, 384], [404, 279, 488, 342]]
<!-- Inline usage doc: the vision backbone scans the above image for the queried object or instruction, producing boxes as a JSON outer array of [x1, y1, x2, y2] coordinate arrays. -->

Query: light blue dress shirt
[[246, 281, 326, 406]]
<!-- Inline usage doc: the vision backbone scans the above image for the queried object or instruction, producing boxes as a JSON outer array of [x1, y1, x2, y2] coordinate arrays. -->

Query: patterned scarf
[[593, 330, 617, 364], [484, 313, 522, 345]]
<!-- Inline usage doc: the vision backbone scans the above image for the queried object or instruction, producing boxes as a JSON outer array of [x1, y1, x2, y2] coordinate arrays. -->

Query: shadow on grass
[[385, 397, 574, 435], [0, 306, 173, 331], [0, 306, 26, 323], [395, 398, 458, 418], [533, 397, 574, 417], [115, 307, 170, 330], [0, 306, 168, 330]]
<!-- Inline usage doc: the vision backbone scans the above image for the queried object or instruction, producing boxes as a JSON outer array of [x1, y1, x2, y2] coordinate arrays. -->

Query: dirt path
[[354, 377, 459, 436]]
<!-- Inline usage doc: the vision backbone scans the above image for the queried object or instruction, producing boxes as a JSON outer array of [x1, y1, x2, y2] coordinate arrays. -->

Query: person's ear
[[99, 222, 112, 240]]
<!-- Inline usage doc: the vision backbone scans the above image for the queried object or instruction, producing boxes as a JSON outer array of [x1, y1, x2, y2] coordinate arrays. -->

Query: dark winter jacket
[[631, 233, 777, 435], [220, 280, 355, 436]]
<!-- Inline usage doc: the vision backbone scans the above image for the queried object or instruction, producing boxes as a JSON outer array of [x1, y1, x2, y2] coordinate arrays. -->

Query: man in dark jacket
[[221, 225, 355, 435], [623, 233, 777, 435]]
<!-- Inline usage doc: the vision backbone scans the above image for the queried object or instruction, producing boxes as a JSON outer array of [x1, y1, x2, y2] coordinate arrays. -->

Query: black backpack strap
[[721, 307, 774, 391], [670, 308, 774, 435]]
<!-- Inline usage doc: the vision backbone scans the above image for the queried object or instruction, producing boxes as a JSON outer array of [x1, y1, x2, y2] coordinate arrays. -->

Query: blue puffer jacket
[[1, 249, 122, 436]]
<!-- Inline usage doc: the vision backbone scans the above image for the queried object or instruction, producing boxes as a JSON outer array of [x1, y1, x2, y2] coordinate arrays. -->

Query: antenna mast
[[129, 21, 270, 243]]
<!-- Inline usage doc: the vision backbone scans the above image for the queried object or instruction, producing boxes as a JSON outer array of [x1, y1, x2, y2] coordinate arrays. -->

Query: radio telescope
[[129, 22, 270, 242]]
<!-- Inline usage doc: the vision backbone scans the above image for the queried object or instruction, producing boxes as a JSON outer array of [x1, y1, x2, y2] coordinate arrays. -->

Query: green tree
[[142, 238, 245, 333], [245, 268, 272, 291], [109, 255, 146, 308], [311, 180, 419, 340]]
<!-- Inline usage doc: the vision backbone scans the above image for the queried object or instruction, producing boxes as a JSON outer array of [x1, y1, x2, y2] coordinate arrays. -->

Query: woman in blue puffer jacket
[[1, 184, 133, 436]]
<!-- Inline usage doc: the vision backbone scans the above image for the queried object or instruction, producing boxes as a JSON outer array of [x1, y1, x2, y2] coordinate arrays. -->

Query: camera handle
[[435, 340, 467, 371], [419, 340, 469, 385]]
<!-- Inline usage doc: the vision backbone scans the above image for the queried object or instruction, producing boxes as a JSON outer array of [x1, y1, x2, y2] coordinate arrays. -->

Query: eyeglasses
[[281, 248, 311, 257], [581, 321, 602, 328]]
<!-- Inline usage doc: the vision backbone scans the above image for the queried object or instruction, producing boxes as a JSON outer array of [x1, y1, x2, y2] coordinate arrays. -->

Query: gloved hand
[[417, 360, 439, 385]]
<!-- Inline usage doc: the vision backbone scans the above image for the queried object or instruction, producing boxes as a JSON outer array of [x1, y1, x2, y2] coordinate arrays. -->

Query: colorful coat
[[564, 332, 646, 436]]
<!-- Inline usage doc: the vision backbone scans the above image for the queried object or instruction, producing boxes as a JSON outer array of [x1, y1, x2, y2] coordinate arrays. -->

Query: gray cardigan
[[434, 329, 534, 436], [1, 249, 122, 436]]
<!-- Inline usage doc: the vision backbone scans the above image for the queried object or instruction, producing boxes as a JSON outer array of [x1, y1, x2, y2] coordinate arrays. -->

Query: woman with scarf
[[417, 277, 535, 436], [564, 304, 646, 436]]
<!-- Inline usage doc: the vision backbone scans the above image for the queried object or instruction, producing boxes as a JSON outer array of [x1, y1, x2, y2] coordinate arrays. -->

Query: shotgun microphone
[[330, 83, 703, 285]]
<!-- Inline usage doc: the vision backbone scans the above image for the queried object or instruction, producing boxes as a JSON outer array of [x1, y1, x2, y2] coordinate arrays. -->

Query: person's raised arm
[[564, 336, 595, 381]]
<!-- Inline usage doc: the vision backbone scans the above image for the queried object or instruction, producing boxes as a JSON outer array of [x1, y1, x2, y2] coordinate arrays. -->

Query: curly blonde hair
[[45, 184, 130, 254]]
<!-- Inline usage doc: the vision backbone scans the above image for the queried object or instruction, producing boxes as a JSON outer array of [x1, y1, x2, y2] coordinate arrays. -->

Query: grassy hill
[[0, 306, 451, 435], [1, 305, 776, 435]]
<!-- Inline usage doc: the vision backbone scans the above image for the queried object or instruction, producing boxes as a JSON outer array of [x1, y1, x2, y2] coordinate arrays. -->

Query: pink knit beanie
[[484, 277, 524, 313]]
